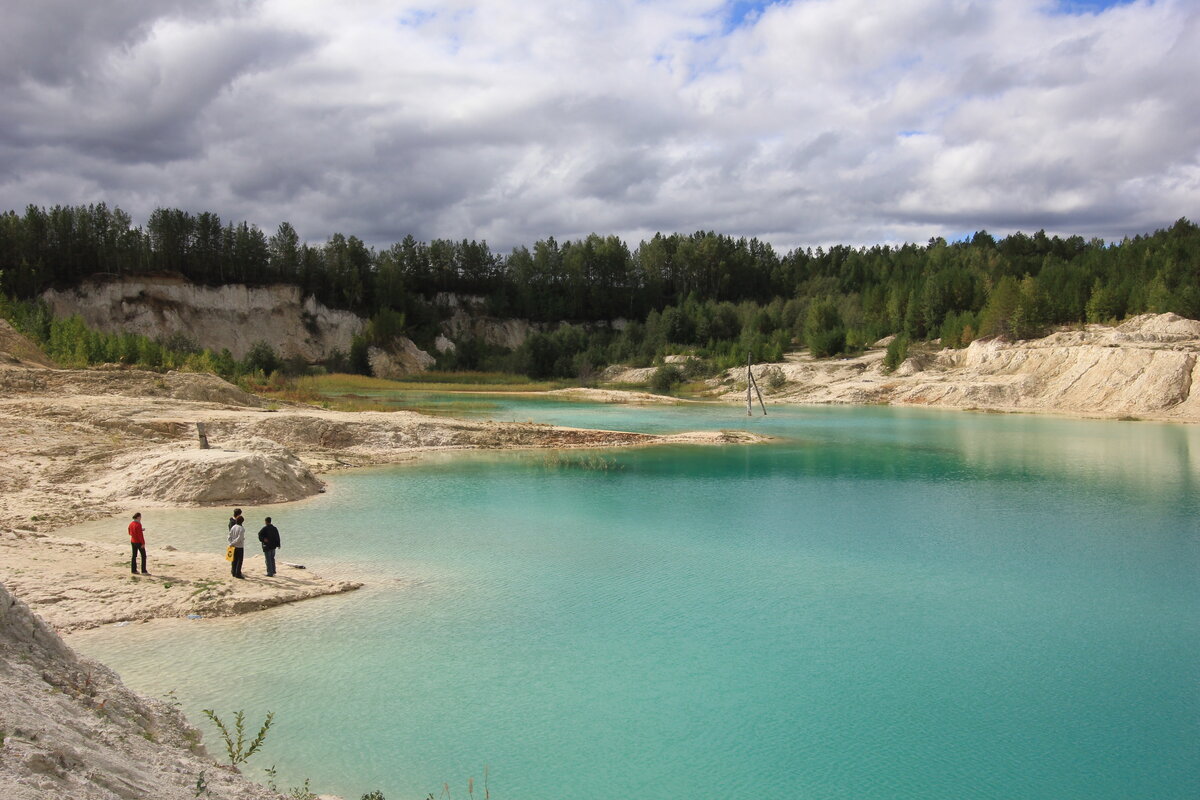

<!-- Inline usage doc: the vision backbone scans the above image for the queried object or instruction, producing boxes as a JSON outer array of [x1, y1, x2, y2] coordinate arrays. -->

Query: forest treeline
[[1, 203, 1198, 380]]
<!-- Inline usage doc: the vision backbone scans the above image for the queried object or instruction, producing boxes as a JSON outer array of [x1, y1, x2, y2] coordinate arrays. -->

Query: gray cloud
[[0, 0, 1196, 254]]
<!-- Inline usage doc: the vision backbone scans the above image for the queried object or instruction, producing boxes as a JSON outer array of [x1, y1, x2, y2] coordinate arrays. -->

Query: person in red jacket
[[129, 512, 148, 575]]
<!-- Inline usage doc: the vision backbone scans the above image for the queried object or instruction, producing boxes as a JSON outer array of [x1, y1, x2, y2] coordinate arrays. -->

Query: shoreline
[[0, 364, 766, 635], [7, 311, 1200, 634], [2, 389, 1180, 637]]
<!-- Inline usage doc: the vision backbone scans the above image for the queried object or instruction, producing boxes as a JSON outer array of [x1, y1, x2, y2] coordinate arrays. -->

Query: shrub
[[244, 341, 281, 376], [649, 364, 684, 394], [763, 365, 786, 391], [883, 335, 909, 372], [807, 327, 846, 358], [349, 335, 372, 376]]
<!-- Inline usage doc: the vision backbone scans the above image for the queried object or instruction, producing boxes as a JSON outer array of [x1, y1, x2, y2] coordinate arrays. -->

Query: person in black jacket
[[258, 517, 281, 577]]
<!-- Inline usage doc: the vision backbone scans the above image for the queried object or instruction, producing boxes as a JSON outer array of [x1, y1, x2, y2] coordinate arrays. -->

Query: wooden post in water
[[746, 352, 767, 415], [747, 351, 753, 416], [752, 360, 767, 415], [196, 422, 210, 449]]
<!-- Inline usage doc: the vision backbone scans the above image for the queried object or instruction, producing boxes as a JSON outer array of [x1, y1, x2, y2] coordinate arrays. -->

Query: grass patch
[[314, 372, 565, 392], [250, 372, 571, 413], [189, 579, 220, 598], [393, 370, 559, 388]]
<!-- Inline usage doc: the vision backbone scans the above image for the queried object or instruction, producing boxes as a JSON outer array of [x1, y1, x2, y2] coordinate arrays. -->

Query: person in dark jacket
[[258, 517, 281, 577]]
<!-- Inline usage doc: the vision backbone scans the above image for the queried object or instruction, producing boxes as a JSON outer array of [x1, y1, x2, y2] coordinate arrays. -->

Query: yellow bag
[[225, 545, 236, 562]]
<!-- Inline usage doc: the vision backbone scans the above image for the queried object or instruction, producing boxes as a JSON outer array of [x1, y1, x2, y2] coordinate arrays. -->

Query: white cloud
[[0, 0, 1195, 251]]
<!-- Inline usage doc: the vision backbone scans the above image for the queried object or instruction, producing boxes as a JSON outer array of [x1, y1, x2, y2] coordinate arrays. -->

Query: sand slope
[[0, 582, 291, 799], [715, 313, 1200, 421]]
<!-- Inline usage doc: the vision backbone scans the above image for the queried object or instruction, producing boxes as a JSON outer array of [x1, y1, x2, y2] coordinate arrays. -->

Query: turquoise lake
[[67, 400, 1200, 799]]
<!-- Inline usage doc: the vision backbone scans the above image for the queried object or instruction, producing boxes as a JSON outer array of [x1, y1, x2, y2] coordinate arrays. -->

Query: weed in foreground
[[200, 708, 273, 768]]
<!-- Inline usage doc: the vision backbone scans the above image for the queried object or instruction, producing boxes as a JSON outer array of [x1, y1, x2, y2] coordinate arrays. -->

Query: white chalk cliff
[[42, 277, 364, 361], [0, 583, 288, 799], [731, 313, 1200, 421]]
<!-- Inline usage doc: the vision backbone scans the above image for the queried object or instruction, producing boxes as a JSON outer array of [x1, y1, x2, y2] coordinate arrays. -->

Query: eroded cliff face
[[0, 583, 287, 800], [724, 313, 1200, 421], [42, 277, 364, 361]]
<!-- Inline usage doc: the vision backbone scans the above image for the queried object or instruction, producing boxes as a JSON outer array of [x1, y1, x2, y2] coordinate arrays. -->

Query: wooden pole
[[750, 367, 767, 415], [747, 351, 753, 416], [196, 422, 210, 449]]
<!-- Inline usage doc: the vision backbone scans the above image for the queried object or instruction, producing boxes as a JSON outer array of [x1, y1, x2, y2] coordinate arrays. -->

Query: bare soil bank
[[696, 312, 1200, 421], [0, 581, 295, 800]]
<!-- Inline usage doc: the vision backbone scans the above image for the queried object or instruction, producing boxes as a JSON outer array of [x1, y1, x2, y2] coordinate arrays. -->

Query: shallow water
[[67, 403, 1200, 799]]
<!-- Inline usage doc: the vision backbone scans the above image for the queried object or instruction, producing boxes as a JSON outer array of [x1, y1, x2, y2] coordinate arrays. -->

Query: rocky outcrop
[[0, 582, 288, 799], [42, 277, 364, 361], [441, 306, 533, 350], [367, 339, 436, 378]]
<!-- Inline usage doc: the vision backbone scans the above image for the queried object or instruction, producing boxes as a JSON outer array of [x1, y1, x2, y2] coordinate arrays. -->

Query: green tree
[[244, 341, 281, 375], [1085, 280, 1123, 323], [979, 276, 1022, 338], [804, 299, 846, 358], [883, 335, 909, 372]]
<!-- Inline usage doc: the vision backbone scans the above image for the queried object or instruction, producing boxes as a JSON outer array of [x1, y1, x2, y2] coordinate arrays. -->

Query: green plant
[[264, 764, 279, 792], [200, 708, 274, 768], [361, 792, 386, 800], [189, 579, 220, 598], [883, 334, 909, 372], [541, 452, 623, 472], [430, 768, 488, 800], [763, 365, 786, 391], [193, 770, 209, 797], [289, 778, 317, 799], [648, 364, 684, 394]]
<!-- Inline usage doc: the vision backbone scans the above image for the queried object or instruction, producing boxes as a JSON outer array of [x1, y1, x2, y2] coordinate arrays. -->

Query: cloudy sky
[[1, 0, 1197, 252]]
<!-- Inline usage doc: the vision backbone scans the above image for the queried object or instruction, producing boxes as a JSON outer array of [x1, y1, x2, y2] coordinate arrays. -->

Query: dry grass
[[310, 371, 565, 393], [246, 372, 570, 415]]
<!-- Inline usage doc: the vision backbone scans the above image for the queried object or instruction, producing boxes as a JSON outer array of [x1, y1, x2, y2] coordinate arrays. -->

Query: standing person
[[229, 508, 242, 530], [128, 512, 149, 575], [258, 517, 281, 577], [228, 514, 246, 579]]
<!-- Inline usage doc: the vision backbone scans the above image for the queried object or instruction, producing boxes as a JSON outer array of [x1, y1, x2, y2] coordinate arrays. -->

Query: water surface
[[67, 403, 1200, 799]]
